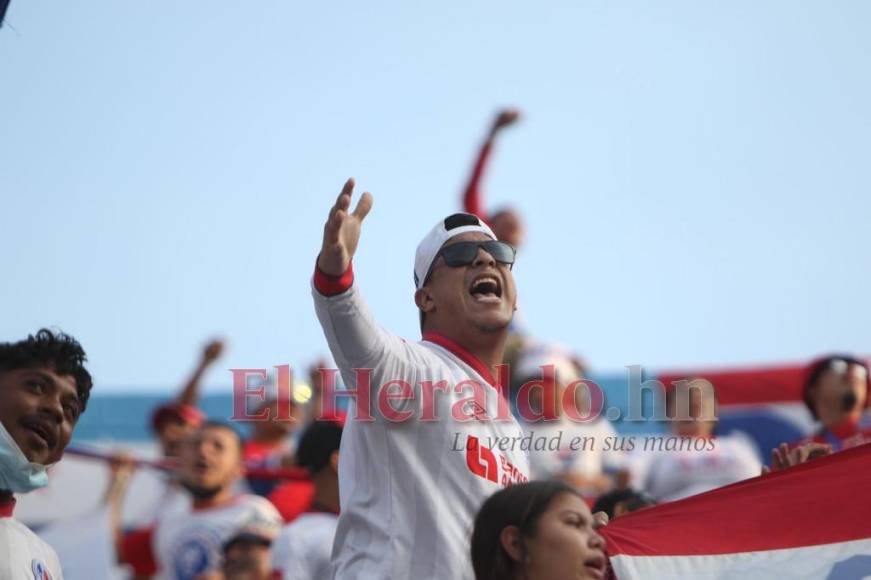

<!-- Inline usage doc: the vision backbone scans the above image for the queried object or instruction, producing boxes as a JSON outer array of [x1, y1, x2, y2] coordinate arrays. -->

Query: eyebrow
[[25, 370, 58, 388], [26, 370, 81, 411]]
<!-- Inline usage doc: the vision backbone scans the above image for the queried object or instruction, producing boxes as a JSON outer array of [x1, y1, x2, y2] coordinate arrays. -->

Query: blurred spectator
[[796, 355, 871, 451], [218, 522, 279, 580], [470, 480, 607, 580], [124, 340, 223, 534], [303, 360, 329, 426], [625, 378, 761, 501], [243, 398, 301, 496], [271, 419, 342, 580], [122, 421, 282, 580], [462, 108, 525, 248], [514, 345, 622, 494], [151, 339, 223, 459]]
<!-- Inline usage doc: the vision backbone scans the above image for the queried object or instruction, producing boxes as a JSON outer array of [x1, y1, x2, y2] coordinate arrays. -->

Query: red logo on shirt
[[466, 436, 498, 483]]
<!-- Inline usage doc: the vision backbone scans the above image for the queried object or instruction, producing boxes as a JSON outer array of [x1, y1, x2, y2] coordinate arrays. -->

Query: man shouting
[[313, 179, 529, 579]]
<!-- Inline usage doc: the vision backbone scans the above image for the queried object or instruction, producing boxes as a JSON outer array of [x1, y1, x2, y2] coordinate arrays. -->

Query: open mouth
[[21, 418, 57, 451], [193, 458, 213, 475], [468, 274, 502, 301], [584, 554, 607, 579]]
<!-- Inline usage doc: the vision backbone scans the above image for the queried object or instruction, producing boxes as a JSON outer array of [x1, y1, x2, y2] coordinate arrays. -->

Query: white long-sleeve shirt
[[312, 267, 529, 580]]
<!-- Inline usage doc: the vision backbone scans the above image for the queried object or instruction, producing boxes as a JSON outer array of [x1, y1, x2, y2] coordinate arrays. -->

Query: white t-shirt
[[271, 511, 338, 580], [153, 494, 281, 580], [627, 433, 762, 501], [525, 416, 624, 483], [313, 281, 530, 580], [1, 505, 64, 580]]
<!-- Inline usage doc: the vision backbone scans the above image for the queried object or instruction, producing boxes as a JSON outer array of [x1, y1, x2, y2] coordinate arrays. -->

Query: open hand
[[761, 442, 832, 474], [491, 109, 521, 135], [202, 339, 225, 363], [318, 178, 374, 276]]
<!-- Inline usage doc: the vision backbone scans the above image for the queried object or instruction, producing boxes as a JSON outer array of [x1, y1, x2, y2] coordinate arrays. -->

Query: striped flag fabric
[[602, 443, 871, 579], [657, 361, 817, 459]]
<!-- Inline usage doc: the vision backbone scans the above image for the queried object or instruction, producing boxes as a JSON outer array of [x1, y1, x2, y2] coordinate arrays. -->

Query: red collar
[[0, 497, 15, 518], [829, 417, 861, 439], [421, 332, 496, 387]]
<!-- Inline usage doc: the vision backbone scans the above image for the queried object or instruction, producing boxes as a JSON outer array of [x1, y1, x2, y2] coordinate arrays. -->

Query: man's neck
[[424, 325, 508, 374], [0, 490, 12, 505], [191, 486, 235, 510], [820, 407, 861, 432], [312, 473, 340, 513]]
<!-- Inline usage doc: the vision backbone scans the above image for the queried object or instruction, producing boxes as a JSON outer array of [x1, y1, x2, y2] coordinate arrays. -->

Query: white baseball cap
[[414, 213, 496, 288]]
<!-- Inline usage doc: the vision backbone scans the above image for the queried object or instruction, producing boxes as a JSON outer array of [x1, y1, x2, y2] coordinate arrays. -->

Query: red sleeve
[[121, 527, 158, 576], [313, 262, 354, 296], [462, 140, 492, 221]]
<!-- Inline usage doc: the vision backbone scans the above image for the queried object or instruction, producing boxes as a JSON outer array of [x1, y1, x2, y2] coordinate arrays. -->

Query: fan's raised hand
[[317, 178, 374, 276]]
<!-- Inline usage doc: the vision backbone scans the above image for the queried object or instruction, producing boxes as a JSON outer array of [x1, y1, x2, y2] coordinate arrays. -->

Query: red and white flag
[[602, 443, 871, 579]]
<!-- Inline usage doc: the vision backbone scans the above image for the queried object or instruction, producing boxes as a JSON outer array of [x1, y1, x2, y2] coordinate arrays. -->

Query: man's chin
[[181, 479, 224, 501], [13, 433, 54, 466], [471, 313, 512, 334]]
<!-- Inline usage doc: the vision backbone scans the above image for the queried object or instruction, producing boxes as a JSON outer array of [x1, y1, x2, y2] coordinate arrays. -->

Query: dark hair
[[591, 488, 655, 520], [296, 419, 343, 474], [223, 531, 272, 553], [803, 354, 870, 419], [0, 328, 93, 413], [201, 420, 243, 454], [471, 481, 581, 580]]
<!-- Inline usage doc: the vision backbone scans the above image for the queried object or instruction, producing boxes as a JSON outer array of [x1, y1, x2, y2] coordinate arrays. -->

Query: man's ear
[[499, 525, 525, 563], [329, 450, 339, 474], [414, 287, 436, 315]]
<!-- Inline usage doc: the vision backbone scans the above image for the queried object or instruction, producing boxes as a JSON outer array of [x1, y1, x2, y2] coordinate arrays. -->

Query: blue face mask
[[0, 421, 49, 493]]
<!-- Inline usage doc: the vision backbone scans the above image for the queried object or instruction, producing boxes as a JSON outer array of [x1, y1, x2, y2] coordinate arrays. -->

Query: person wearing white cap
[[312, 179, 530, 579]]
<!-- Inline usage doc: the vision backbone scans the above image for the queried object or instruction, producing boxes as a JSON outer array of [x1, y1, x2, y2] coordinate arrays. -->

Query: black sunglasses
[[424, 240, 516, 284]]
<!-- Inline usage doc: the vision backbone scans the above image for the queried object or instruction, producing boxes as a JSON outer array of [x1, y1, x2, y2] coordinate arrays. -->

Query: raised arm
[[175, 339, 224, 407], [462, 109, 521, 220], [313, 179, 411, 372]]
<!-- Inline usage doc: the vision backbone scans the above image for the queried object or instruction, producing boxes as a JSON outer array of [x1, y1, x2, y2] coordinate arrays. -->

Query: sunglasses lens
[[483, 241, 516, 264], [441, 241, 516, 267], [441, 242, 480, 266]]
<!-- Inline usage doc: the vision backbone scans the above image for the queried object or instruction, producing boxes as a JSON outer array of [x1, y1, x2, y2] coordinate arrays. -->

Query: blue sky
[[2, 0, 869, 392]]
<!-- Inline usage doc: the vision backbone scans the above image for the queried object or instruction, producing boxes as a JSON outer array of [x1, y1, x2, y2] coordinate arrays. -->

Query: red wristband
[[314, 261, 354, 296]]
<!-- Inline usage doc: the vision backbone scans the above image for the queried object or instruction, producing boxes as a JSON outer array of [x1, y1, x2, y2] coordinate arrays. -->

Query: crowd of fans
[[2, 110, 869, 580]]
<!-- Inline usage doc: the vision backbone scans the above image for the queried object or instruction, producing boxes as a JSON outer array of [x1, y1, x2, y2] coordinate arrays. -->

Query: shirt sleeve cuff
[[313, 261, 354, 296]]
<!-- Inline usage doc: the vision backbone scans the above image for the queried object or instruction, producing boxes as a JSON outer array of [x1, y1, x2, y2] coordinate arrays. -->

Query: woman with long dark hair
[[471, 481, 607, 580]]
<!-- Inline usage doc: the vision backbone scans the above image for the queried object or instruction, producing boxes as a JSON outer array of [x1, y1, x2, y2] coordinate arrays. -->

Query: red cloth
[[121, 527, 157, 576], [603, 442, 871, 556], [462, 140, 492, 223], [657, 362, 807, 406], [267, 480, 316, 523], [0, 497, 15, 518]]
